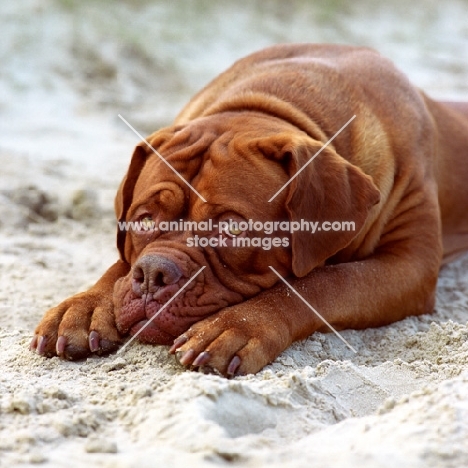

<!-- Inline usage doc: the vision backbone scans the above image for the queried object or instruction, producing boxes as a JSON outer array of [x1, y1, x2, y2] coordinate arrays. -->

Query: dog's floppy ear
[[259, 133, 381, 277], [115, 124, 218, 262], [114, 127, 190, 261], [115, 144, 148, 262], [115, 127, 176, 262]]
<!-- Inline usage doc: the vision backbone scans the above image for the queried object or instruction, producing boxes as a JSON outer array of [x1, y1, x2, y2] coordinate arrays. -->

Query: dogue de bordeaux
[[31, 44, 468, 377]]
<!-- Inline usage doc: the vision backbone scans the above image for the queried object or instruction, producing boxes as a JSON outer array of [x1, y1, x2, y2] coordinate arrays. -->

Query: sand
[[1, 1, 468, 466], [2, 212, 468, 467]]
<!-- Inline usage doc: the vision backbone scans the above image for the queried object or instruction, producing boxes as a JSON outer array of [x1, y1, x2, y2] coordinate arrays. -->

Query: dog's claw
[[88, 331, 120, 355], [170, 335, 188, 353], [177, 348, 196, 366], [192, 351, 211, 367], [29, 335, 38, 352], [227, 356, 241, 377], [88, 331, 100, 352], [56, 335, 67, 355], [36, 336, 47, 355]]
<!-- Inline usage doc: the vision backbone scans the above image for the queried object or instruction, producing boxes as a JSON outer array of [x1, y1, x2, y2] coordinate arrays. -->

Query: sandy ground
[[1, 0, 468, 466]]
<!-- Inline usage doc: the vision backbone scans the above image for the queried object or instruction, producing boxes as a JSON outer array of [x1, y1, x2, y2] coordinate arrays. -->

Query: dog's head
[[113, 113, 380, 344]]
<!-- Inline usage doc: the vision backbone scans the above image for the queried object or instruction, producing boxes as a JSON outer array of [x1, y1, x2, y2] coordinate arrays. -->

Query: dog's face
[[113, 113, 380, 344]]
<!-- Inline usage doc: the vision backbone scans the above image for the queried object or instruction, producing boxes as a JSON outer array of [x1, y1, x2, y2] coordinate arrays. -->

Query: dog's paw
[[169, 306, 289, 377], [30, 291, 121, 360]]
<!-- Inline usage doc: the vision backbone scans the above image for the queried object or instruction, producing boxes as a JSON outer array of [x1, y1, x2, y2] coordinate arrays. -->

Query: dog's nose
[[132, 255, 183, 296]]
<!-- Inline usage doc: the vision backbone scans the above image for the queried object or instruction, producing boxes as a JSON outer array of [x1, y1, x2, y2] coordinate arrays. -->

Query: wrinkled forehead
[[131, 114, 290, 217], [190, 141, 289, 221]]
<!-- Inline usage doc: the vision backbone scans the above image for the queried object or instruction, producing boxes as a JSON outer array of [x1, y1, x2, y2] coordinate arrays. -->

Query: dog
[[30, 44, 468, 377]]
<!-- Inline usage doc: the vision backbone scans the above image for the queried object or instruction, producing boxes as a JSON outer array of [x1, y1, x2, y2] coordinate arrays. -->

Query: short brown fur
[[31, 44, 468, 376]]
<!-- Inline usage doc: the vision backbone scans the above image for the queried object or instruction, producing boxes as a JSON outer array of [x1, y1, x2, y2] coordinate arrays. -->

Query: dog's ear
[[115, 128, 178, 262], [115, 144, 148, 262], [115, 124, 218, 262], [259, 133, 381, 277]]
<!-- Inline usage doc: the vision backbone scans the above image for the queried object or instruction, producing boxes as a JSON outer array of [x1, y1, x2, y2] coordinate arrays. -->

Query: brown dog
[[30, 44, 468, 376]]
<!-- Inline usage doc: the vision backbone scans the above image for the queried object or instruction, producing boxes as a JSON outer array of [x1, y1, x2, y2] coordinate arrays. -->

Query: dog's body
[[31, 44, 468, 376]]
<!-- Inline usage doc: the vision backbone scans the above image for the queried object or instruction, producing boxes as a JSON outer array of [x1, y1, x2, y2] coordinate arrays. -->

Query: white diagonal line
[[268, 114, 356, 203], [269, 266, 357, 353], [118, 114, 207, 203], [117, 266, 206, 354]]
